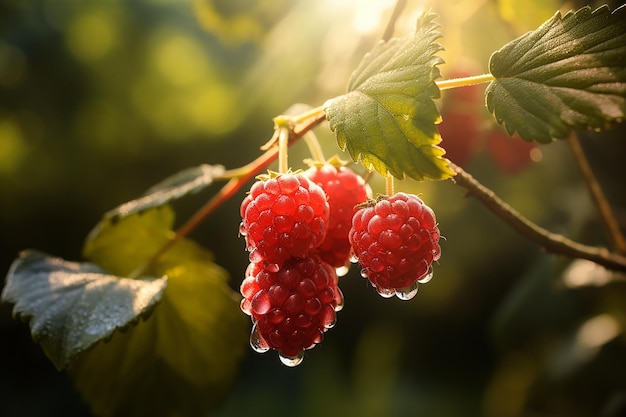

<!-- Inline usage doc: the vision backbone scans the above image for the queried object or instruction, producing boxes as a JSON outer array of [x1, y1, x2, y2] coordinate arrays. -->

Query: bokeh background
[[2, 0, 626, 416]]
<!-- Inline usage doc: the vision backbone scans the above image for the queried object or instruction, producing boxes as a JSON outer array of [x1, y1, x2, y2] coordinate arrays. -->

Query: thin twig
[[566, 132, 626, 254], [381, 0, 407, 42], [450, 163, 626, 273]]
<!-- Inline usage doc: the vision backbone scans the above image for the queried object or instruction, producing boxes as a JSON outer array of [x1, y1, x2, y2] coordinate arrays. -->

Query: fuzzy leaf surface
[[73, 206, 248, 417], [105, 164, 225, 221], [325, 11, 452, 180], [1, 250, 166, 370], [486, 5, 626, 143]]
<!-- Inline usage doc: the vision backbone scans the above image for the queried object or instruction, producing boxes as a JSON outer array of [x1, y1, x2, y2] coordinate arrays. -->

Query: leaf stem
[[566, 132, 626, 255], [436, 73, 495, 90], [450, 162, 626, 273]]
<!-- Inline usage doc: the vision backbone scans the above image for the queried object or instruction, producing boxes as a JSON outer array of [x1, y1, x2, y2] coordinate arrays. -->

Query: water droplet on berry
[[376, 286, 395, 298], [395, 282, 419, 300], [334, 288, 344, 312], [238, 222, 247, 236], [251, 290, 271, 315], [360, 268, 369, 278], [279, 351, 304, 367], [350, 253, 359, 264], [240, 298, 252, 315], [417, 266, 434, 284], [250, 323, 270, 353], [335, 265, 350, 277], [248, 247, 264, 263], [319, 305, 337, 328]]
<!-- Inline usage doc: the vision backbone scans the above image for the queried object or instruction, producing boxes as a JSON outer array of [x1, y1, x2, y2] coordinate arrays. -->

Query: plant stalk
[[303, 131, 326, 162], [386, 174, 395, 195], [436, 73, 495, 90], [381, 0, 407, 42], [566, 132, 626, 254], [450, 163, 626, 273], [278, 127, 289, 173]]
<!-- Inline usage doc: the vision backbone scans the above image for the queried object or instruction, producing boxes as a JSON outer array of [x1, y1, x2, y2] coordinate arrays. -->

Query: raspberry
[[240, 172, 330, 271], [240, 254, 344, 366], [305, 163, 371, 274], [349, 193, 441, 300]]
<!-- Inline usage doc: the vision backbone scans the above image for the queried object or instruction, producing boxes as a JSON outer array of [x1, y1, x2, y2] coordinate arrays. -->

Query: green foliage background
[[1, 0, 626, 416]]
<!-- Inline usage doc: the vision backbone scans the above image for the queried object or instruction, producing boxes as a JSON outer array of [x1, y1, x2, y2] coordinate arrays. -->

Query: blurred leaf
[[325, 11, 452, 181], [104, 164, 225, 221], [75, 206, 248, 417], [486, 5, 626, 143], [490, 257, 578, 350], [192, 0, 290, 43], [1, 250, 167, 370]]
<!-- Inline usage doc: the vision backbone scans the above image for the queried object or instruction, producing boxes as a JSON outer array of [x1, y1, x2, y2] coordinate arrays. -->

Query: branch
[[566, 132, 626, 255], [381, 0, 406, 42], [450, 163, 626, 273]]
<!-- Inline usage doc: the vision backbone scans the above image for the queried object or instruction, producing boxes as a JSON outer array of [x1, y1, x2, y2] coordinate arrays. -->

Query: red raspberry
[[305, 163, 371, 274], [349, 193, 441, 300], [240, 172, 330, 271], [240, 254, 344, 366]]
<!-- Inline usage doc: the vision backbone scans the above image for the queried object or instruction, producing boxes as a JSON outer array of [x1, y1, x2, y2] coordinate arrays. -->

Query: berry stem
[[566, 132, 626, 255], [303, 131, 326, 162], [130, 110, 327, 277], [449, 162, 626, 273], [290, 105, 326, 125], [386, 174, 395, 196], [436, 73, 495, 90], [278, 126, 289, 174]]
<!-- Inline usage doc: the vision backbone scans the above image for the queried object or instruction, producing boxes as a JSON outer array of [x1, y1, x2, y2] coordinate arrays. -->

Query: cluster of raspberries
[[239, 163, 440, 366]]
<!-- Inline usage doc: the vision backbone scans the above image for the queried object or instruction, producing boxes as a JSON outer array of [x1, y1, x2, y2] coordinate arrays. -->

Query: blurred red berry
[[486, 129, 537, 174]]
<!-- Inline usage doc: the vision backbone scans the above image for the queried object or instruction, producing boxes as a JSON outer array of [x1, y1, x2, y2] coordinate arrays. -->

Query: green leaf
[[324, 11, 452, 181], [105, 164, 225, 221], [73, 206, 249, 417], [1, 250, 167, 370], [486, 5, 626, 143], [84, 206, 175, 277]]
